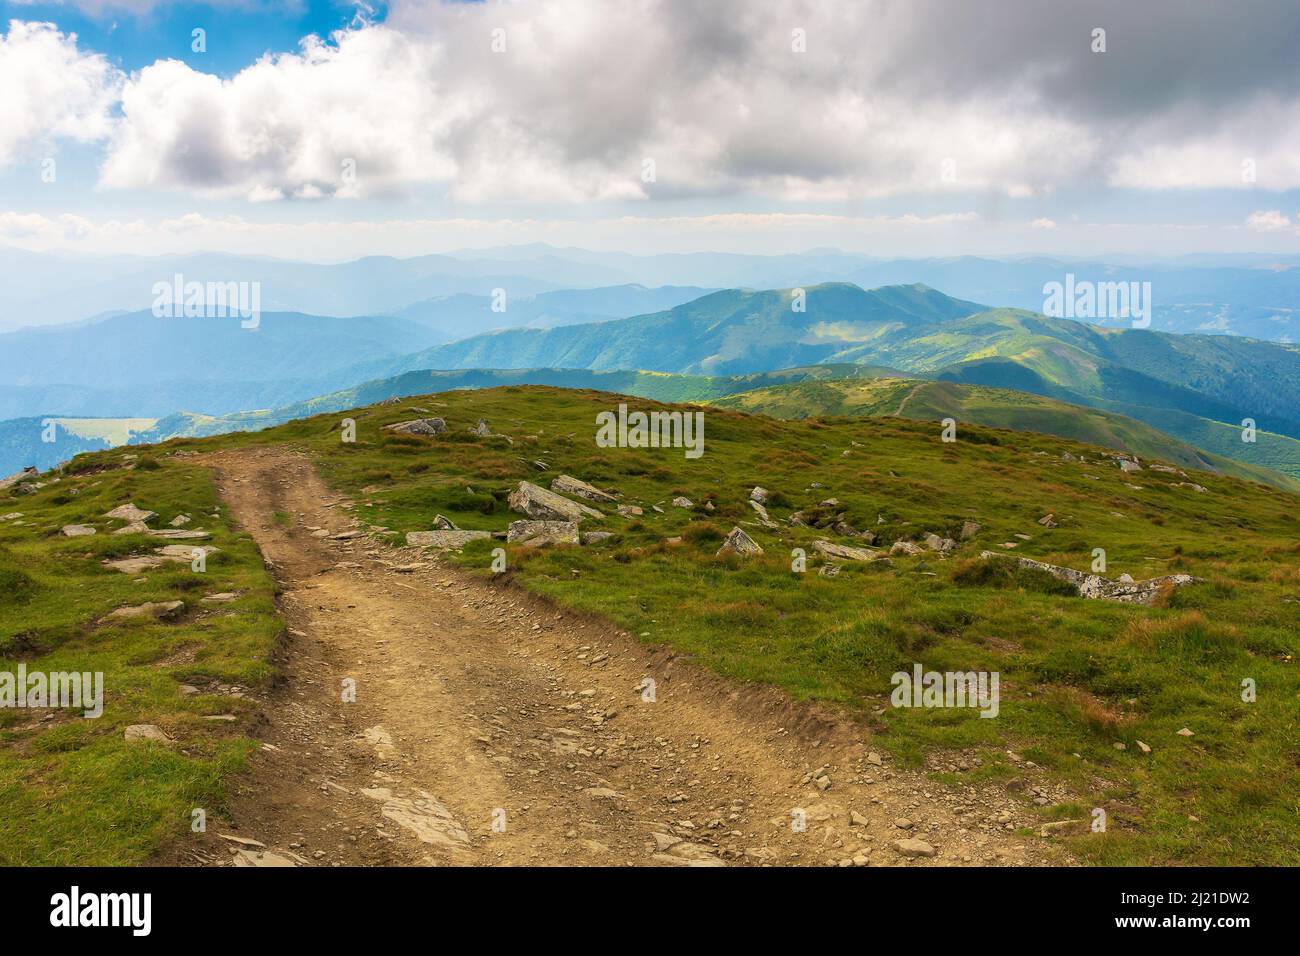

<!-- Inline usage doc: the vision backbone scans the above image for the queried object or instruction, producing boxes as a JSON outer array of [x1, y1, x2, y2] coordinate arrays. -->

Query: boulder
[[432, 514, 459, 530], [581, 531, 613, 545], [104, 503, 156, 524], [671, 496, 693, 509], [112, 521, 150, 535], [890, 540, 925, 556], [509, 481, 601, 522], [1118, 459, 1142, 473], [978, 551, 1197, 605], [468, 419, 492, 437], [892, 838, 937, 858], [0, 466, 38, 490], [617, 504, 643, 518], [716, 526, 763, 556], [1038, 513, 1058, 528], [148, 529, 211, 540], [749, 500, 779, 529], [749, 486, 769, 504], [550, 475, 619, 503], [812, 539, 882, 562], [104, 600, 185, 622], [384, 418, 446, 437], [406, 530, 491, 549], [61, 524, 96, 537], [124, 724, 172, 743], [157, 544, 219, 561], [507, 520, 580, 547], [922, 533, 956, 553], [959, 520, 981, 540]]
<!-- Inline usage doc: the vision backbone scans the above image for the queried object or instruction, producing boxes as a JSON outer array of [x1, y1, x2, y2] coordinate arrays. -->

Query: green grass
[[0, 452, 280, 864], [10, 383, 1300, 866]]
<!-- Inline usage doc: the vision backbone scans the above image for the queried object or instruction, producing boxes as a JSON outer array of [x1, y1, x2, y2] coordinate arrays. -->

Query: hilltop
[[4, 384, 1297, 866]]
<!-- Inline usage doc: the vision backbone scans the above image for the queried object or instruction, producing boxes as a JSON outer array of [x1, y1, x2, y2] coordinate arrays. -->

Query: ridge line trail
[[188, 446, 1064, 868]]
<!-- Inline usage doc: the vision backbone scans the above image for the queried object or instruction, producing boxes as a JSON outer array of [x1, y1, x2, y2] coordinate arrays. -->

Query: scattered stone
[[1175, 482, 1208, 493], [104, 503, 157, 523], [1176, 727, 1195, 737], [748, 500, 779, 528], [890, 540, 925, 556], [124, 724, 172, 743], [892, 838, 937, 858], [959, 520, 981, 539], [112, 521, 150, 535], [1136, 740, 1152, 754], [0, 467, 38, 490], [923, 532, 957, 553], [168, 514, 192, 527], [671, 496, 693, 509], [432, 514, 459, 530], [1119, 459, 1143, 473], [507, 520, 580, 547], [383, 418, 445, 437], [1038, 513, 1058, 528], [201, 592, 239, 603], [617, 504, 643, 518], [406, 530, 492, 549], [812, 539, 880, 561], [60, 524, 96, 537], [979, 552, 1198, 605], [550, 474, 619, 503], [148, 529, 212, 540], [581, 531, 613, 545], [716, 526, 763, 556], [508, 481, 602, 522], [749, 486, 769, 504], [468, 419, 491, 437], [218, 833, 266, 848], [103, 600, 185, 622]]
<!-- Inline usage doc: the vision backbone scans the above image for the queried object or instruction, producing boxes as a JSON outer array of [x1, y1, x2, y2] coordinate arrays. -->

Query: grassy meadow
[[3, 383, 1297, 865]]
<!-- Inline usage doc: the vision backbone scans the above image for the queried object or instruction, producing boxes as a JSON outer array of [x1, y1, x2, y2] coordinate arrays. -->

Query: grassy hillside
[[710, 379, 1300, 492], [0, 450, 279, 864], [68, 382, 1293, 867], [365, 283, 984, 378]]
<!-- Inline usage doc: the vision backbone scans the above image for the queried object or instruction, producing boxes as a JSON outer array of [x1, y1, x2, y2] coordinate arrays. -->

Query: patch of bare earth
[[167, 446, 1070, 868]]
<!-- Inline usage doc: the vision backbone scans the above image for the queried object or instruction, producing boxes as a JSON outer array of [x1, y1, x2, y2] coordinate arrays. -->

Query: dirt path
[[183, 446, 1066, 867]]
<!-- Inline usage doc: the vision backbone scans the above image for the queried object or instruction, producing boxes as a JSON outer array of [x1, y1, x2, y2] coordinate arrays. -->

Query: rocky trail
[[177, 446, 1067, 868]]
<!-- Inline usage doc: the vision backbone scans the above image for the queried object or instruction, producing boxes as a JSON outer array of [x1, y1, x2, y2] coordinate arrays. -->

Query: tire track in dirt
[[179, 446, 1067, 867]]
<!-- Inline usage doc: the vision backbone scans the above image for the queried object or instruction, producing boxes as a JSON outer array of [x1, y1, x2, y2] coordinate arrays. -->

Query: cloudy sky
[[1, 0, 1298, 260]]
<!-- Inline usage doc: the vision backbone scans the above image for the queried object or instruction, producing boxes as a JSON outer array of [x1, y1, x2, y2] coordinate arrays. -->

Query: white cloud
[[7, 1, 1300, 203], [0, 20, 120, 167], [1245, 210, 1294, 232], [1030, 218, 1058, 230]]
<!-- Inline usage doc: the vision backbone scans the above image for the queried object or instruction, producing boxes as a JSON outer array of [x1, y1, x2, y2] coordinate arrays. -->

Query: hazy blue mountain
[[0, 249, 624, 331], [394, 284, 715, 341], [367, 284, 985, 378], [0, 310, 442, 390]]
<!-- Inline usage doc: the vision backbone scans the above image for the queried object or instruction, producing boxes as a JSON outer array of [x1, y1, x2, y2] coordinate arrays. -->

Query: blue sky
[[1, 0, 1298, 261]]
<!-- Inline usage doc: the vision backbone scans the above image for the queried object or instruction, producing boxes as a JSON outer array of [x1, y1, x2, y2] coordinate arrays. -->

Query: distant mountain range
[[4, 244, 1299, 341], [3, 277, 1298, 488]]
